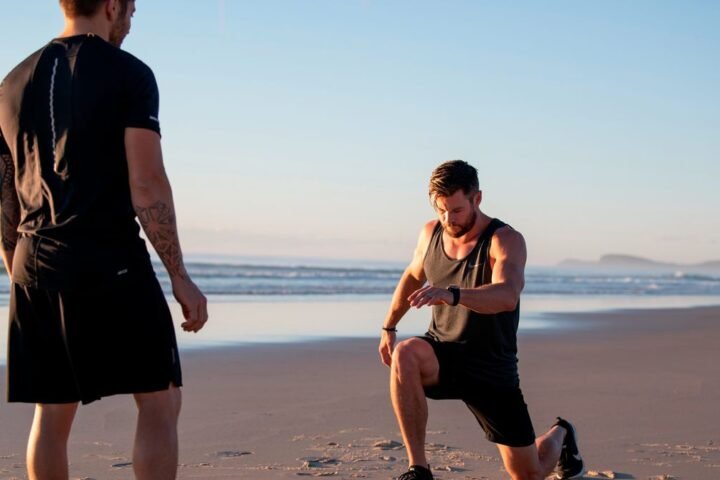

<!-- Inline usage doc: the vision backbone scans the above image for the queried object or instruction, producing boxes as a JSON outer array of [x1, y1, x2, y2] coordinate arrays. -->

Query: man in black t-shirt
[[0, 1, 207, 478]]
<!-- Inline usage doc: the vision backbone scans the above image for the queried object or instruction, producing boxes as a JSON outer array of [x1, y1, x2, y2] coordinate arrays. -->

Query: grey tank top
[[423, 218, 521, 387]]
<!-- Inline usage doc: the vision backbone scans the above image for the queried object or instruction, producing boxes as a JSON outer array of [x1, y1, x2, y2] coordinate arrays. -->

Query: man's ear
[[104, 0, 119, 22], [473, 190, 483, 208]]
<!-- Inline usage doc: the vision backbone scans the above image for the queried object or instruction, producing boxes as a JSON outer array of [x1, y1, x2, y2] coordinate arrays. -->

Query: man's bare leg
[[390, 338, 440, 468], [133, 385, 182, 480], [27, 403, 79, 480], [496, 425, 566, 480], [535, 424, 566, 474]]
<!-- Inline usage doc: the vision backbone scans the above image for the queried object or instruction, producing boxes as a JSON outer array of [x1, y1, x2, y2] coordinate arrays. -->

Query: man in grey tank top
[[378, 160, 584, 480]]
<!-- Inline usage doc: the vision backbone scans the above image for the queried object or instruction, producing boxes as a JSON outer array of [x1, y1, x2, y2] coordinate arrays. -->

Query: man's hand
[[408, 285, 453, 308], [378, 330, 397, 367], [172, 276, 208, 333]]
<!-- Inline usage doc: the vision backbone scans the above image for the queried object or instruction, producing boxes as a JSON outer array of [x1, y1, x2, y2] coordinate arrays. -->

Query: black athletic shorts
[[418, 336, 535, 447], [7, 266, 182, 405]]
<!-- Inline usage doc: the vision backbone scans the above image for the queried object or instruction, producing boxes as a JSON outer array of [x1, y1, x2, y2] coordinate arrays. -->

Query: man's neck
[[446, 211, 491, 246], [60, 17, 110, 42]]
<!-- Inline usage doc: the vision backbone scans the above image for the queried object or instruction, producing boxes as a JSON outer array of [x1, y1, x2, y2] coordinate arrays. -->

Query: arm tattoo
[[135, 201, 187, 279], [0, 151, 20, 252]]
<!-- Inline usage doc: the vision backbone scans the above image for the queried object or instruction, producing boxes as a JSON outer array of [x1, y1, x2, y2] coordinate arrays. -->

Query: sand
[[1, 304, 719, 479]]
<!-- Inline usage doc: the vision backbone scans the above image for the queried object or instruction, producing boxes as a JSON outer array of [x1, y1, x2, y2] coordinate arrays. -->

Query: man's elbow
[[500, 284, 523, 311], [129, 170, 169, 198], [498, 296, 519, 312]]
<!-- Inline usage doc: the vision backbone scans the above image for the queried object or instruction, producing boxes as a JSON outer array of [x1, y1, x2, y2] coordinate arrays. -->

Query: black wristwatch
[[447, 285, 460, 306]]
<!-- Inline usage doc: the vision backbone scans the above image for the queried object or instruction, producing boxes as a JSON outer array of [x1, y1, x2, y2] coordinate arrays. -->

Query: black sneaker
[[397, 465, 434, 480], [553, 417, 584, 479]]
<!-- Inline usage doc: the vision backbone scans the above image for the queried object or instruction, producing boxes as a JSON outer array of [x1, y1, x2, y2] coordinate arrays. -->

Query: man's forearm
[[131, 176, 187, 280], [457, 282, 520, 314], [1, 216, 18, 269], [0, 150, 19, 278], [0, 231, 17, 277], [0, 248, 14, 278]]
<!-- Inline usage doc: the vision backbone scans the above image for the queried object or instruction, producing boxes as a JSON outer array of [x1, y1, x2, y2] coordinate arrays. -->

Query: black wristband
[[447, 285, 460, 306], [382, 326, 397, 332]]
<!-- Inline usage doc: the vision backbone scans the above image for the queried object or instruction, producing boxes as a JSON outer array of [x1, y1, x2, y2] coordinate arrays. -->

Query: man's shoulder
[[93, 43, 155, 86], [115, 48, 154, 75], [490, 222, 526, 257], [77, 37, 155, 82], [419, 219, 440, 241], [423, 219, 440, 233], [492, 222, 523, 242], [1, 45, 46, 91]]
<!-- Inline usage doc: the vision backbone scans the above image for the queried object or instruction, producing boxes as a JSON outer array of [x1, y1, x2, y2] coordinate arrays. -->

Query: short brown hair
[[428, 160, 479, 199], [59, 0, 128, 18]]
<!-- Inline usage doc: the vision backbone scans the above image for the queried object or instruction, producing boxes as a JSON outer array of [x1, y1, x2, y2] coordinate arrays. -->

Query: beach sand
[[1, 304, 718, 479]]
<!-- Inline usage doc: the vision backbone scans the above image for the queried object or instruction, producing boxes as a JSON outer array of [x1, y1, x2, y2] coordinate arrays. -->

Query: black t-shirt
[[0, 34, 160, 288]]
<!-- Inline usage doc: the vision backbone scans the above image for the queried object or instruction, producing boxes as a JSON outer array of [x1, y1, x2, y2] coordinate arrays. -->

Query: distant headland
[[558, 254, 720, 273]]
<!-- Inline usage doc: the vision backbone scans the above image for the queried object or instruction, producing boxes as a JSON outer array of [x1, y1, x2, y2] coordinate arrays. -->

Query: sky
[[1, 1, 718, 266]]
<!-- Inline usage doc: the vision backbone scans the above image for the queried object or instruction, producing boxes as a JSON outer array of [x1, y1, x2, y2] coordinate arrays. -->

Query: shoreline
[[1, 305, 719, 479], [4, 296, 720, 367]]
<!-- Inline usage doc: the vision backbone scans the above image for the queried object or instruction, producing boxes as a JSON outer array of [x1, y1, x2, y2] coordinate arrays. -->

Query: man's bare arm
[[0, 138, 19, 278], [378, 221, 434, 366], [457, 228, 526, 313], [124, 129, 183, 277], [382, 221, 435, 329], [125, 128, 207, 332], [408, 227, 527, 314], [134, 200, 186, 279]]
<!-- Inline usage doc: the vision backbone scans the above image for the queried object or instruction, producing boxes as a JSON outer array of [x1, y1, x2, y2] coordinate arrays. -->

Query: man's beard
[[108, 16, 129, 47], [443, 210, 477, 238]]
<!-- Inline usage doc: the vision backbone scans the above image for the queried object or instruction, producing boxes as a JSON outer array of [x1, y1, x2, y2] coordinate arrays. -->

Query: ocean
[[0, 257, 719, 362], [170, 262, 720, 297], [1, 257, 719, 306]]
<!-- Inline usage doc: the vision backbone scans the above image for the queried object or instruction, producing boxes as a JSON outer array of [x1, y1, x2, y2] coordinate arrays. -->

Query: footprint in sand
[[373, 440, 403, 450], [299, 456, 341, 468], [295, 456, 343, 477], [585, 471, 635, 479], [426, 442, 455, 452], [178, 462, 213, 468], [434, 465, 468, 472], [216, 450, 253, 458]]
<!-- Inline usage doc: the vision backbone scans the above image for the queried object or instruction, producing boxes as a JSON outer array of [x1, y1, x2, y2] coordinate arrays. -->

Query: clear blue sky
[[1, 1, 718, 265]]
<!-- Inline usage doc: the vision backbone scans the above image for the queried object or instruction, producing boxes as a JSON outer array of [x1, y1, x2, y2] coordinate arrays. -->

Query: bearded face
[[108, 1, 135, 47], [433, 189, 480, 238], [443, 208, 477, 238]]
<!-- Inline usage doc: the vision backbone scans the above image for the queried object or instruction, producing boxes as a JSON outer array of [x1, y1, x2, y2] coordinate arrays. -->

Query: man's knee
[[391, 339, 433, 378], [392, 339, 421, 367], [32, 403, 79, 441], [500, 445, 544, 480], [135, 385, 182, 421], [507, 470, 543, 480], [504, 459, 543, 480]]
